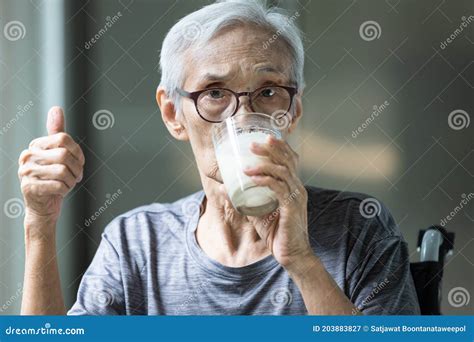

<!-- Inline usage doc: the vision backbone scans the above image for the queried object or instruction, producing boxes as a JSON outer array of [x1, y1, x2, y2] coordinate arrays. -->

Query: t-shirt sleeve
[[350, 236, 420, 315], [67, 220, 126, 315], [347, 200, 420, 315]]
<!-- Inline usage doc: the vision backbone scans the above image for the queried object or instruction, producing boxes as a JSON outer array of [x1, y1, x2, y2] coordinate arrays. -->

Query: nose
[[234, 95, 254, 115]]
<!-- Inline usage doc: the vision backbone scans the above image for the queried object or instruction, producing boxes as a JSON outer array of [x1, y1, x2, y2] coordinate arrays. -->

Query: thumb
[[47, 106, 65, 135]]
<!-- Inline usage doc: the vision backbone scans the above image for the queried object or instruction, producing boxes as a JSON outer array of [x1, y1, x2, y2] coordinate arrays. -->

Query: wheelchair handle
[[417, 225, 455, 265], [420, 229, 442, 262]]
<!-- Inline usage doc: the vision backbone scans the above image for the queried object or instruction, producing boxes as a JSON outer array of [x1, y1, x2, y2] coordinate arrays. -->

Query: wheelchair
[[410, 225, 455, 315]]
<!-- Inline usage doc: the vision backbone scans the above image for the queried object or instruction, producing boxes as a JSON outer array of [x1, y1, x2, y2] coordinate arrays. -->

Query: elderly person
[[19, 0, 419, 315]]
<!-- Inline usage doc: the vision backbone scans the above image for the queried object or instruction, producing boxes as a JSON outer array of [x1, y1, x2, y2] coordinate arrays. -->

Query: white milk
[[215, 131, 278, 216]]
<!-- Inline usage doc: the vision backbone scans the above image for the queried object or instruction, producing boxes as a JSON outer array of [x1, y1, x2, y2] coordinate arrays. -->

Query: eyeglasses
[[176, 85, 298, 123]]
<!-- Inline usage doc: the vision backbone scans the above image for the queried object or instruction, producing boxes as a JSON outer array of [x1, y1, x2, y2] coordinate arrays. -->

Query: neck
[[195, 175, 270, 267]]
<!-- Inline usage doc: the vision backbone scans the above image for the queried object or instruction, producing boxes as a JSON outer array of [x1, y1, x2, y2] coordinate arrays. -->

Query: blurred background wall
[[0, 0, 472, 315]]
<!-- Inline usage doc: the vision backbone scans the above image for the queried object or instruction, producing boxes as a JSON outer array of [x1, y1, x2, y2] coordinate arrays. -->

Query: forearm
[[286, 253, 357, 315], [21, 220, 66, 315], [17, 106, 83, 315]]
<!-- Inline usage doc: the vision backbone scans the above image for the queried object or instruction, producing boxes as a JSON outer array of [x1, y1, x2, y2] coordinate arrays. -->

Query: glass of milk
[[212, 113, 286, 216]]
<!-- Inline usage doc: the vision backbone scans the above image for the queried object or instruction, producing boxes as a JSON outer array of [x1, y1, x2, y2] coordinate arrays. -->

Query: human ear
[[156, 86, 189, 141]]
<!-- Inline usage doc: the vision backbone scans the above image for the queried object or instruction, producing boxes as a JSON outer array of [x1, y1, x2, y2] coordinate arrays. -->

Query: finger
[[47, 106, 65, 135], [18, 149, 33, 166], [19, 148, 83, 180], [244, 162, 295, 189], [249, 175, 289, 200], [247, 165, 305, 209], [19, 163, 77, 189], [250, 135, 298, 172], [29, 133, 85, 165], [21, 177, 69, 197], [33, 148, 83, 180]]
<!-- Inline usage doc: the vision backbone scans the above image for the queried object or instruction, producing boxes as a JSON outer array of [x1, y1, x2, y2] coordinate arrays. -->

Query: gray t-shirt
[[68, 186, 420, 315]]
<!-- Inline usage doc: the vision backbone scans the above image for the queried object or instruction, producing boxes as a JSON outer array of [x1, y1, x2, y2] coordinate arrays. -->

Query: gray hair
[[159, 0, 305, 111]]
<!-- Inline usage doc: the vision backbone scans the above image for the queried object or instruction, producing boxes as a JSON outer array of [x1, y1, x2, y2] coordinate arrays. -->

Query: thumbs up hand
[[18, 106, 85, 235]]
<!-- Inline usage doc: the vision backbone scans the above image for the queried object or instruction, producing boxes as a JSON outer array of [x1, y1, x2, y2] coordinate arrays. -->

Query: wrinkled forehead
[[183, 24, 293, 89]]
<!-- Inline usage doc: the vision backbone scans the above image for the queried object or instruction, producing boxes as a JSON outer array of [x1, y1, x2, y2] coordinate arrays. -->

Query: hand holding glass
[[213, 113, 287, 216]]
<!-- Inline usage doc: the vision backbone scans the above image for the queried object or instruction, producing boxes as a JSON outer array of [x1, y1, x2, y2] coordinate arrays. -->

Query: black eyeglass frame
[[176, 85, 298, 123]]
